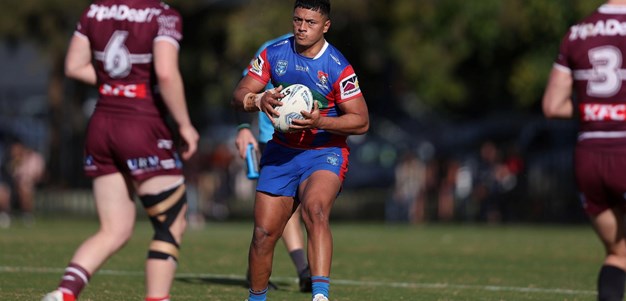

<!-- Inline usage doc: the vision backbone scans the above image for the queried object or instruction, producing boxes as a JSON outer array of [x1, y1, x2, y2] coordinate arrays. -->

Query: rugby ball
[[273, 84, 314, 133]]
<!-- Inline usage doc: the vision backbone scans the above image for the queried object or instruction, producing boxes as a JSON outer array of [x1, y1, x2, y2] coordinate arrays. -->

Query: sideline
[[0, 265, 596, 296]]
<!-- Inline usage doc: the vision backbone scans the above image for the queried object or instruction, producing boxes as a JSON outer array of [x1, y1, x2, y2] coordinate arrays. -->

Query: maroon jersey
[[556, 4, 626, 215], [75, 0, 183, 117], [555, 4, 626, 147], [76, 0, 184, 180]]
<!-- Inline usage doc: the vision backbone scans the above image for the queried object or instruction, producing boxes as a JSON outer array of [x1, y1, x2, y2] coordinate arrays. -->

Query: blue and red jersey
[[243, 33, 294, 144], [246, 36, 363, 149]]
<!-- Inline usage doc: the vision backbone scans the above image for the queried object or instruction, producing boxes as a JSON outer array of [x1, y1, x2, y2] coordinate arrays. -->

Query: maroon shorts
[[575, 145, 626, 216], [83, 112, 183, 182]]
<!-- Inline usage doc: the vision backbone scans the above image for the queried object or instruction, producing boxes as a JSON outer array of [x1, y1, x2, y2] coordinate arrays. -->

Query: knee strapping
[[140, 183, 187, 261]]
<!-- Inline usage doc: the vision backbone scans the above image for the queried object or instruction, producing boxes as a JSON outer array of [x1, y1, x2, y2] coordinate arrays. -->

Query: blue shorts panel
[[257, 141, 349, 197]]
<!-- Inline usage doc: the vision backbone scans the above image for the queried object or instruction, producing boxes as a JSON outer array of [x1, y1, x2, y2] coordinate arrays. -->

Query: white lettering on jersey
[[157, 139, 173, 149], [99, 83, 147, 98], [87, 4, 162, 23], [582, 103, 626, 121], [160, 159, 177, 169], [157, 15, 182, 40], [572, 46, 625, 98], [569, 19, 626, 41]]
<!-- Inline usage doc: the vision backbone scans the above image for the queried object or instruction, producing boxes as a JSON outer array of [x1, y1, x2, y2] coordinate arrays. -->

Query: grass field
[[0, 216, 602, 301]]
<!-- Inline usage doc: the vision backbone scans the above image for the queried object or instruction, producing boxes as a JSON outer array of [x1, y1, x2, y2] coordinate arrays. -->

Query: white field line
[[0, 266, 596, 296]]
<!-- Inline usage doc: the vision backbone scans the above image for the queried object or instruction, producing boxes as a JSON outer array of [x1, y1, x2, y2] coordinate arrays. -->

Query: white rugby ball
[[273, 84, 314, 133]]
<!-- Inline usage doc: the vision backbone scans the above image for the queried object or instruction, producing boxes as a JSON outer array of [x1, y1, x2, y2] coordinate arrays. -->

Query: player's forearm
[[543, 97, 573, 119], [233, 89, 263, 112], [159, 72, 193, 128], [65, 64, 96, 85], [317, 113, 369, 136], [542, 67, 574, 119], [65, 35, 97, 85]]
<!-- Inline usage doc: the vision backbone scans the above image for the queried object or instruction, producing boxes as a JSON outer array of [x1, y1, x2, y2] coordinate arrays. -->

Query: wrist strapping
[[237, 123, 251, 131], [243, 92, 260, 112]]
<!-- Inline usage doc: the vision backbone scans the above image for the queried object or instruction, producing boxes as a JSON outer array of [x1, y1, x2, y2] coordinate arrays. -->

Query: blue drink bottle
[[245, 143, 260, 179]]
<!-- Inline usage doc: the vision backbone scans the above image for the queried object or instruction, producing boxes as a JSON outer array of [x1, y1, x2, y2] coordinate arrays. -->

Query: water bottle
[[245, 143, 260, 179]]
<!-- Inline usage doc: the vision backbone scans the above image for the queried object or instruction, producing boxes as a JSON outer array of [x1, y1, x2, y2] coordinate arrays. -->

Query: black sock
[[289, 249, 308, 275], [598, 265, 626, 301]]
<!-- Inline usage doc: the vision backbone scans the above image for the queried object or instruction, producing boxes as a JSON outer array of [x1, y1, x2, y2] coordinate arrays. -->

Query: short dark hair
[[294, 0, 330, 18]]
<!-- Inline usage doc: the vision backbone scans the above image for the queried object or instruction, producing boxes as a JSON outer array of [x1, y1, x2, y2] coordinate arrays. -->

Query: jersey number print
[[104, 30, 132, 78]]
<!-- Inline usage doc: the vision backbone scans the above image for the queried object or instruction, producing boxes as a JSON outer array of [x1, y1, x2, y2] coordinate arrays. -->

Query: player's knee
[[97, 227, 133, 250], [139, 183, 187, 262], [172, 209, 188, 238], [605, 241, 626, 258], [301, 202, 330, 225], [251, 225, 280, 247]]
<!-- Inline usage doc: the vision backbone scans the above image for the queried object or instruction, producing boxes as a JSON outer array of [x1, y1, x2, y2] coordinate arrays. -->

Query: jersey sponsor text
[[569, 19, 626, 41], [99, 83, 147, 98], [581, 103, 626, 121], [87, 4, 161, 23]]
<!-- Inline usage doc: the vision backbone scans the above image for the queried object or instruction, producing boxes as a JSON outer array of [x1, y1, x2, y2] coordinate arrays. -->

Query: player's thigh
[[591, 206, 626, 256], [254, 192, 295, 234], [575, 147, 611, 215], [93, 173, 136, 234], [299, 170, 341, 220], [136, 175, 184, 195]]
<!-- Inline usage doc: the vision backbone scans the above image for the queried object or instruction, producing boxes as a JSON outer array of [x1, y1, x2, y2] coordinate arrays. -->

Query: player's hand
[[291, 101, 320, 130], [235, 128, 258, 159], [178, 123, 199, 160], [259, 85, 283, 121]]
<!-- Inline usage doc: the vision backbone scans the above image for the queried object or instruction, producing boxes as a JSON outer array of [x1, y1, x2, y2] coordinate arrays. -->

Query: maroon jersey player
[[42, 1, 198, 301], [543, 1, 626, 300]]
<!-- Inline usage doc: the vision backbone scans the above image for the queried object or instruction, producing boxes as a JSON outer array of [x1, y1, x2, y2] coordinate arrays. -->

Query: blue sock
[[311, 276, 330, 298], [248, 287, 268, 301]]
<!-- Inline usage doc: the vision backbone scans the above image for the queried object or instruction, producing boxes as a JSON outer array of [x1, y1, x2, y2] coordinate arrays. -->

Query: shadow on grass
[[175, 275, 289, 291]]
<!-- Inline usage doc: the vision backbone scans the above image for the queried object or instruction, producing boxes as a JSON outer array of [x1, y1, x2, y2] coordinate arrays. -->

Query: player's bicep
[[236, 74, 268, 95], [338, 96, 368, 117], [65, 34, 94, 83], [542, 66, 574, 119], [337, 95, 369, 134], [153, 40, 180, 80]]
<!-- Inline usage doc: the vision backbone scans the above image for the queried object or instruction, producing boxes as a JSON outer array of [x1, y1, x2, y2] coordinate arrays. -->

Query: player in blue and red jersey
[[543, 1, 626, 300], [235, 33, 312, 293], [232, 1, 369, 300], [43, 1, 199, 301]]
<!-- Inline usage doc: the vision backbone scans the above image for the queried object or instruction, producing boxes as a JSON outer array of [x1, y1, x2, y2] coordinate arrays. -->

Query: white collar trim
[[294, 39, 328, 60], [313, 40, 329, 60], [599, 4, 626, 14]]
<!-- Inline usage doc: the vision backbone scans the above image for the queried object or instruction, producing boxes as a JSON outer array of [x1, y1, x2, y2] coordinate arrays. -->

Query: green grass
[[0, 217, 602, 301]]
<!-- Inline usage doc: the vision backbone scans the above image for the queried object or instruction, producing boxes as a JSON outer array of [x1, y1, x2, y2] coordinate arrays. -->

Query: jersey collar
[[599, 4, 626, 14], [293, 39, 329, 60]]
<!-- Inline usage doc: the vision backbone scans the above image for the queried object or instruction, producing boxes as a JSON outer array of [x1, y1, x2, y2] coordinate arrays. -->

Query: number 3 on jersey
[[104, 30, 132, 78], [588, 46, 622, 97]]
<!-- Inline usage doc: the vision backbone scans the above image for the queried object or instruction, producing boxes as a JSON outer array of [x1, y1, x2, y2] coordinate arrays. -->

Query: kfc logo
[[580, 103, 626, 121], [99, 83, 147, 98]]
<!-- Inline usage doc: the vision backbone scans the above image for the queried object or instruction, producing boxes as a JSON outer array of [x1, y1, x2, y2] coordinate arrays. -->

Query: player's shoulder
[[154, 0, 182, 18], [264, 34, 293, 49], [564, 5, 626, 43], [323, 42, 351, 67], [574, 4, 626, 26], [264, 35, 293, 55]]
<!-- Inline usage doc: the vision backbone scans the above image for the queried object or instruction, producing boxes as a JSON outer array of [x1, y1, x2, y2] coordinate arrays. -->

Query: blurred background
[[0, 0, 603, 227]]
